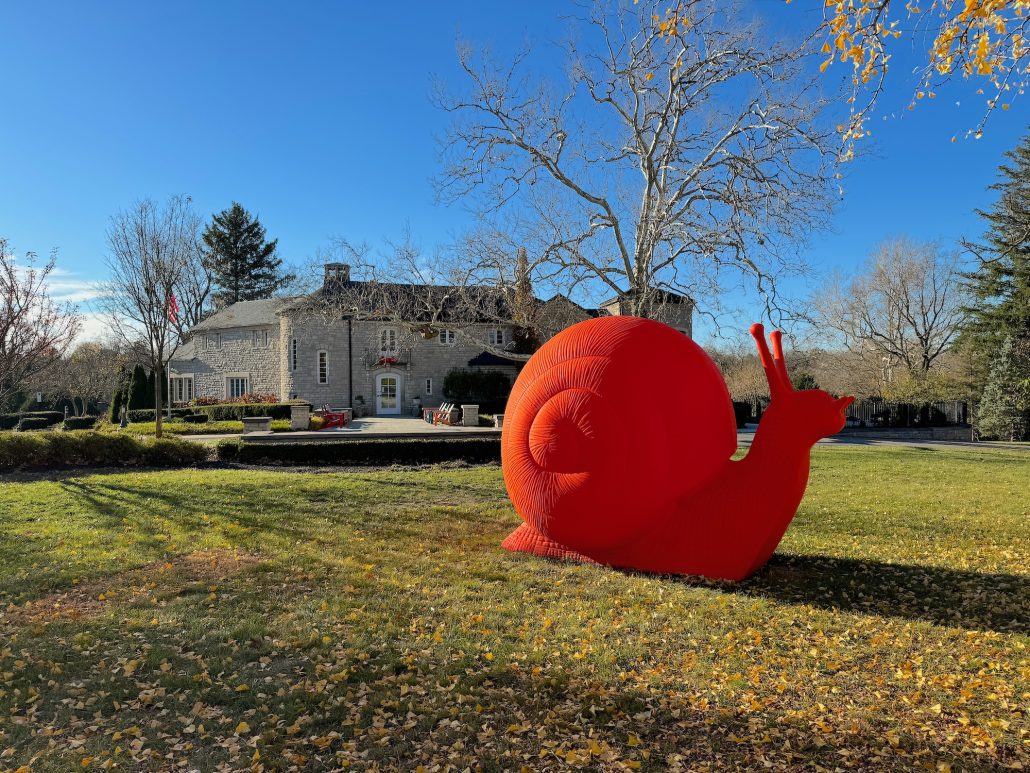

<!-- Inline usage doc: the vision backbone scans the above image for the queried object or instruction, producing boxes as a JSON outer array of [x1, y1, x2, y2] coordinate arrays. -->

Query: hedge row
[[217, 437, 501, 466], [0, 432, 208, 471], [64, 415, 99, 431], [128, 402, 295, 423], [0, 411, 65, 430]]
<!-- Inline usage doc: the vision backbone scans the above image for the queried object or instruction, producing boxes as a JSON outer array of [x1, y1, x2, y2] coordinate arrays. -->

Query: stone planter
[[460, 404, 479, 427], [493, 414, 504, 429], [241, 416, 273, 434], [289, 404, 311, 431]]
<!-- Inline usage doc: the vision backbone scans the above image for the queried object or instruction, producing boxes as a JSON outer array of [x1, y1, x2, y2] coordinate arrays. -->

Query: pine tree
[[975, 337, 1029, 441], [960, 131, 1030, 381], [145, 370, 156, 409], [202, 202, 294, 307], [109, 366, 128, 422], [511, 246, 539, 354], [127, 364, 149, 411]]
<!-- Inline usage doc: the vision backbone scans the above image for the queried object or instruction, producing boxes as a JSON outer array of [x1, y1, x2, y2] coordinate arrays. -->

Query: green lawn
[[0, 447, 1027, 771]]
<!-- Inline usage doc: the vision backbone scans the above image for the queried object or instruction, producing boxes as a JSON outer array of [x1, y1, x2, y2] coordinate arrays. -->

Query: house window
[[169, 376, 194, 404], [207, 334, 220, 350], [439, 329, 456, 345], [488, 328, 506, 347], [291, 339, 298, 371], [226, 376, 249, 399], [425, 378, 432, 395], [380, 327, 398, 355], [253, 329, 270, 348], [317, 350, 328, 384]]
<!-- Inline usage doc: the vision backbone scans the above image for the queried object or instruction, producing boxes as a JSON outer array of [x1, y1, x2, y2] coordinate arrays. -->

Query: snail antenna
[[769, 331, 793, 391], [749, 323, 789, 399]]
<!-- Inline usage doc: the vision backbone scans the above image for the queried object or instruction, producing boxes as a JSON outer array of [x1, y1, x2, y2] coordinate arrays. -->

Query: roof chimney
[[324, 263, 350, 287]]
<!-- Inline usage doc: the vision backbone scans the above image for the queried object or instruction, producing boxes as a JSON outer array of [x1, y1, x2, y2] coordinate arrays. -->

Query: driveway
[[736, 429, 1030, 452]]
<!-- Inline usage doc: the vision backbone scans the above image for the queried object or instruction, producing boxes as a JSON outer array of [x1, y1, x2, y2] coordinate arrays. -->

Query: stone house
[[168, 264, 693, 416]]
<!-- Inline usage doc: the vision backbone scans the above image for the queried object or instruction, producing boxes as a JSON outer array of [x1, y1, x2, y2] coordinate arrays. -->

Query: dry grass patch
[[1, 549, 261, 627]]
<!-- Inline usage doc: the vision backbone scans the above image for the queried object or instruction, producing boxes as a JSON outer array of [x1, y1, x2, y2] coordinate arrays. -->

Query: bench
[[240, 416, 273, 434]]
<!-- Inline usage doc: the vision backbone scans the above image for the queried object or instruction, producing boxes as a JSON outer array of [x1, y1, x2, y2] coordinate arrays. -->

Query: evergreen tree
[[975, 337, 1029, 441], [109, 386, 123, 423], [145, 370, 156, 409], [511, 246, 540, 354], [960, 131, 1030, 381], [109, 366, 128, 422], [127, 364, 149, 411], [201, 202, 294, 307], [792, 372, 820, 391]]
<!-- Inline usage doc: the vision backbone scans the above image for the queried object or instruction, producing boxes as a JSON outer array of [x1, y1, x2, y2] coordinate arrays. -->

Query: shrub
[[216, 439, 241, 461], [0, 414, 19, 430], [221, 437, 501, 467], [183, 413, 209, 424], [192, 392, 277, 407], [0, 432, 207, 471], [309, 415, 326, 431], [140, 437, 208, 467], [17, 417, 52, 431], [200, 402, 292, 421], [22, 411, 64, 426], [127, 408, 194, 423], [64, 415, 98, 431], [732, 401, 751, 429]]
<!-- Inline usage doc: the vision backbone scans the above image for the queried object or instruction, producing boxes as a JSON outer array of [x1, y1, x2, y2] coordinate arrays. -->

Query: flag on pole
[[167, 292, 180, 323]]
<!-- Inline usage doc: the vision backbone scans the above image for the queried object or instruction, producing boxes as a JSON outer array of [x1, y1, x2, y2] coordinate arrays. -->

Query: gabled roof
[[284, 280, 519, 324], [600, 288, 693, 307], [191, 298, 292, 332], [169, 339, 198, 362], [467, 351, 522, 367]]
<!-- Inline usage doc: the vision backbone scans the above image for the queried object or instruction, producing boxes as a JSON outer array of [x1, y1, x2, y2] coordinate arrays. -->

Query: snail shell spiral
[[501, 316, 737, 555]]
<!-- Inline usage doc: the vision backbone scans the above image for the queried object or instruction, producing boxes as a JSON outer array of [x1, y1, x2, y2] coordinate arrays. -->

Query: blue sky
[[0, 1, 1026, 341]]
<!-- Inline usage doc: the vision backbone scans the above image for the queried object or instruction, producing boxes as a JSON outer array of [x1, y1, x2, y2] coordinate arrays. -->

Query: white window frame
[[317, 350, 328, 384], [379, 327, 398, 355], [438, 329, 456, 346], [226, 374, 249, 400], [291, 339, 298, 371], [169, 375, 194, 404], [206, 333, 220, 350], [425, 378, 433, 395], [488, 328, 506, 347], [253, 329, 270, 348]]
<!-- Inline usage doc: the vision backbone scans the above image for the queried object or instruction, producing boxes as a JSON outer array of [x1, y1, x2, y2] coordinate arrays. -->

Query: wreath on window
[[377, 356, 398, 366]]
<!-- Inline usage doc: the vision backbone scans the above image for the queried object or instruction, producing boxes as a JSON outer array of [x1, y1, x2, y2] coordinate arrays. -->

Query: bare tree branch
[[433, 0, 837, 327], [0, 240, 80, 407]]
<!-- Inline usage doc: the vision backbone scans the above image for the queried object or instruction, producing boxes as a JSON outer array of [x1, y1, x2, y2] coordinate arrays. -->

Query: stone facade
[[169, 272, 693, 416], [170, 326, 280, 401]]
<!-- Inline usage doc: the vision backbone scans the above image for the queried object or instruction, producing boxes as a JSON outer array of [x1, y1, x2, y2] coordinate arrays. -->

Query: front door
[[375, 373, 401, 415]]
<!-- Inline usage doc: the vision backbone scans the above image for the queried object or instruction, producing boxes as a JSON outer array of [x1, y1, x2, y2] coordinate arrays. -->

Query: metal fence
[[844, 399, 969, 428]]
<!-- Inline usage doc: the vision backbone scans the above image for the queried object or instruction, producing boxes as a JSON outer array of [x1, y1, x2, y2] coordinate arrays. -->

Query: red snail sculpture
[[500, 316, 854, 582]]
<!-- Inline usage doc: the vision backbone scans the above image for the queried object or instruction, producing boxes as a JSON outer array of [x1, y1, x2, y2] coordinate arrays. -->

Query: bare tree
[[434, 0, 836, 326], [813, 238, 966, 379], [0, 239, 80, 409], [41, 342, 128, 416], [100, 197, 207, 437]]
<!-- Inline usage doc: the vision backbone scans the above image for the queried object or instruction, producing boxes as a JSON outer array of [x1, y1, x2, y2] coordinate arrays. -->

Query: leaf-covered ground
[[0, 446, 1027, 771]]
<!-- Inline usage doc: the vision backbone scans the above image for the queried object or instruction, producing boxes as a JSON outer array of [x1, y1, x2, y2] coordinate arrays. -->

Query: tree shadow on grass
[[691, 554, 1029, 636]]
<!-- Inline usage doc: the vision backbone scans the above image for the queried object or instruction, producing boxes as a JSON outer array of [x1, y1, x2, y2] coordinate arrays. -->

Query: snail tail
[[502, 523, 595, 564]]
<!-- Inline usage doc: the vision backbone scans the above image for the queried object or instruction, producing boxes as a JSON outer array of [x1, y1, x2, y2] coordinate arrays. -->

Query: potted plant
[[353, 395, 365, 418]]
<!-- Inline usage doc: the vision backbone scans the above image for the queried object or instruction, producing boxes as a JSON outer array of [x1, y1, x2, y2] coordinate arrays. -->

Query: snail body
[[500, 316, 853, 581]]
